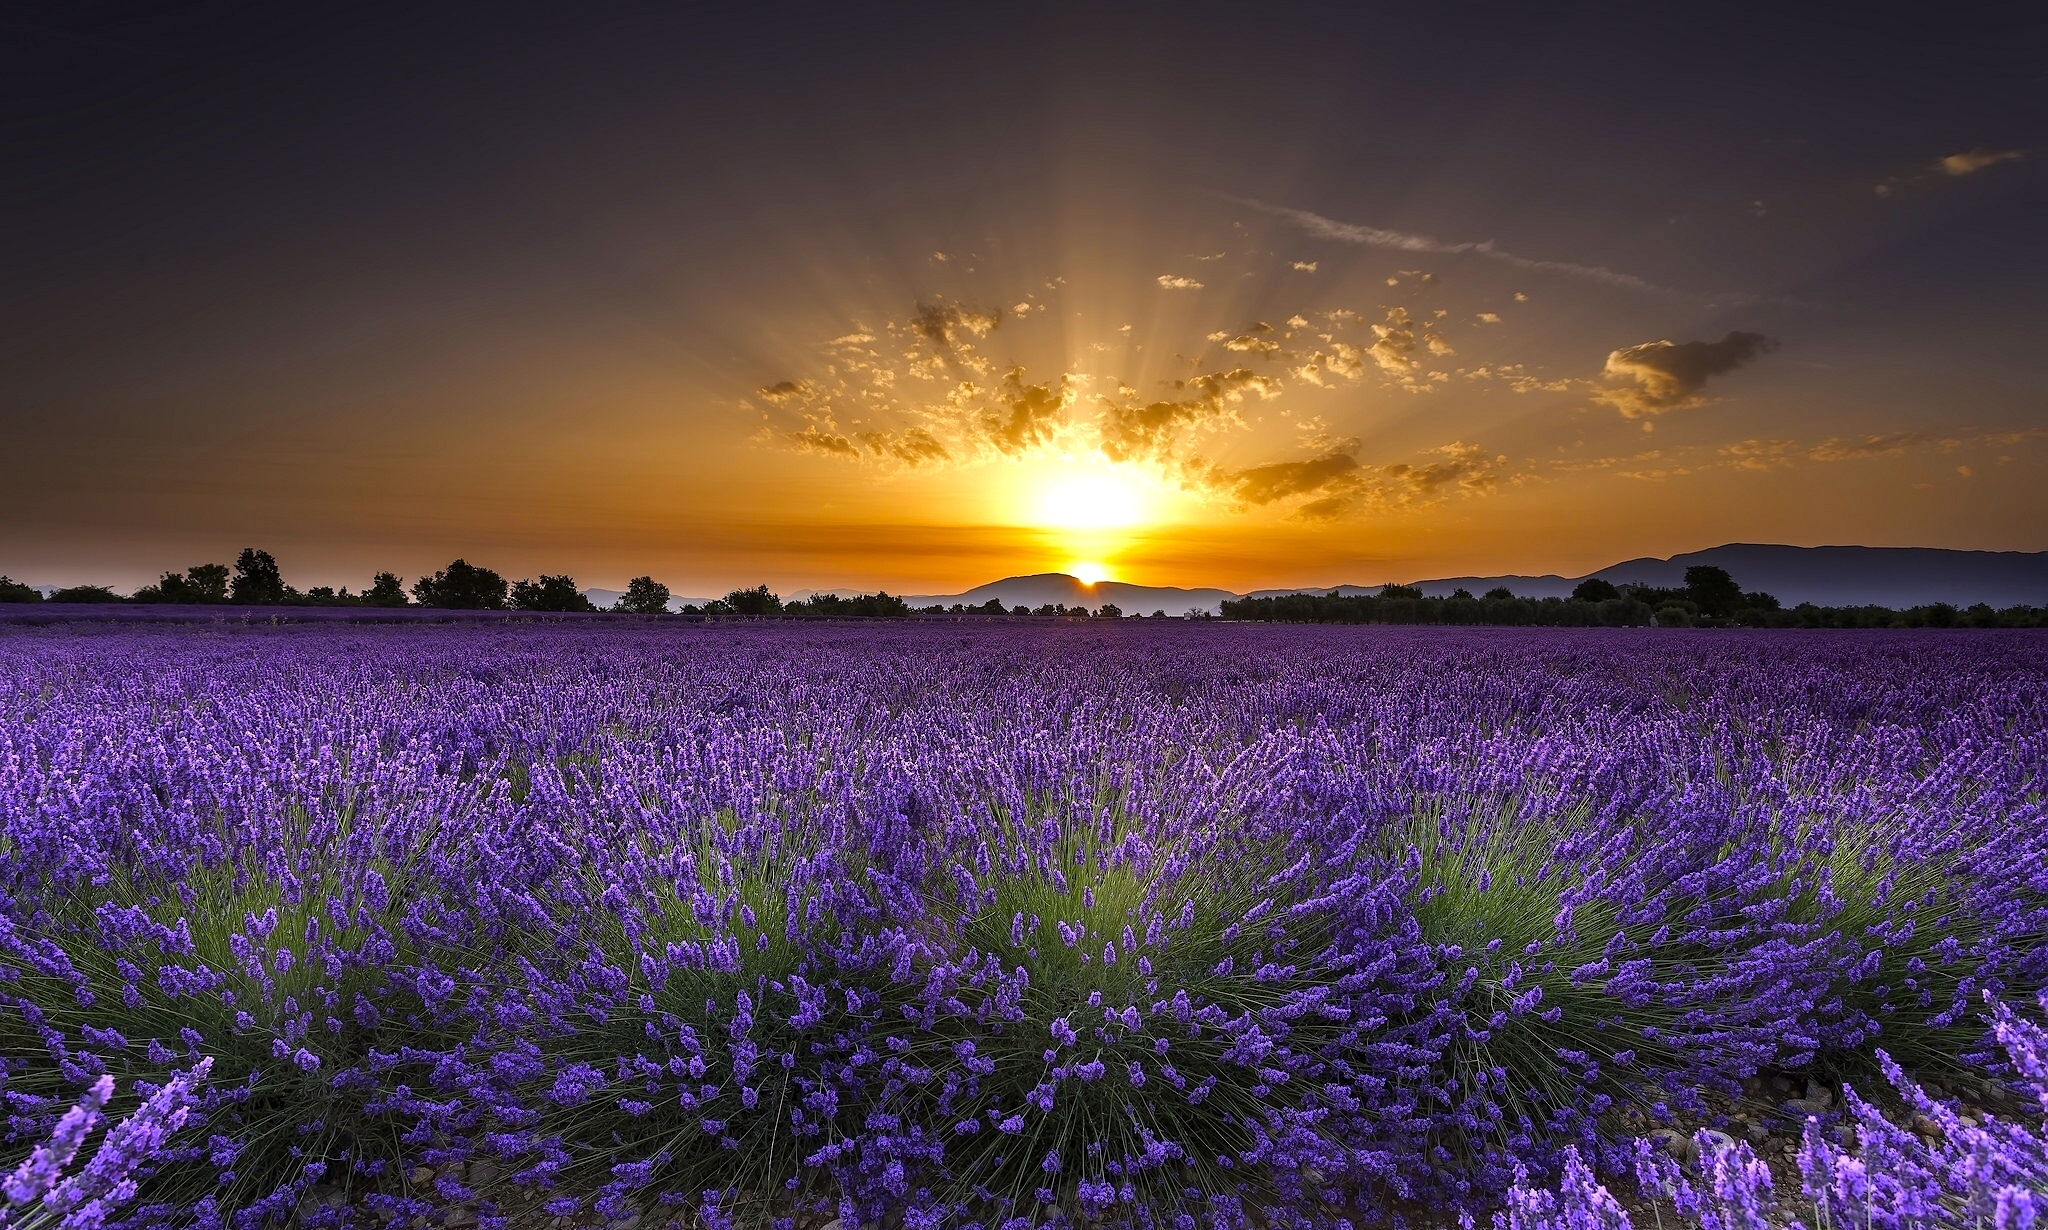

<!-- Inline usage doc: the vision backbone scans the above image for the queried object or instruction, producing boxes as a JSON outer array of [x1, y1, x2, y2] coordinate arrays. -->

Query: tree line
[[1219, 565, 2048, 628], [0, 551, 676, 614]]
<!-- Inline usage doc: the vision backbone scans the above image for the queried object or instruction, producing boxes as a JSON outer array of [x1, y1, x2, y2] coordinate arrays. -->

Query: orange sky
[[4, 8, 2042, 597]]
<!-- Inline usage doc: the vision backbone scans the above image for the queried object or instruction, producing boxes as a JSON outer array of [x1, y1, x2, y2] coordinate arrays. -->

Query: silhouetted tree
[[231, 548, 288, 604], [364, 572, 409, 607], [1683, 565, 1743, 619], [0, 576, 41, 603], [51, 585, 121, 603], [1096, 603, 1122, 618], [412, 559, 509, 609], [723, 585, 782, 615], [1484, 587, 1516, 601], [135, 562, 231, 603], [1572, 577, 1621, 603], [511, 574, 596, 612], [615, 576, 672, 614]]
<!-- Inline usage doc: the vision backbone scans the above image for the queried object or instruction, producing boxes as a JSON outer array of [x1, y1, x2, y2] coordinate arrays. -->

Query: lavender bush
[[2, 1060, 209, 1229], [0, 622, 2044, 1228], [1514, 990, 2048, 1230]]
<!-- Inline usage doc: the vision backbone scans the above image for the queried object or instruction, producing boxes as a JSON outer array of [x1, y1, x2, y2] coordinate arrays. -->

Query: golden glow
[[1029, 466, 1153, 532], [1070, 561, 1109, 585]]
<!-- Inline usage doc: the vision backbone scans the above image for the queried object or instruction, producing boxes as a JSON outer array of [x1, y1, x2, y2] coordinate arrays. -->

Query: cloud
[[861, 428, 951, 465], [1719, 438, 1801, 471], [907, 302, 1001, 348], [1290, 342, 1366, 387], [1801, 428, 2040, 463], [1098, 368, 1276, 465], [1382, 441, 1503, 499], [1367, 307, 1420, 374], [1606, 427, 2047, 480], [1238, 197, 1689, 297], [781, 424, 860, 457], [1476, 312, 1501, 324], [1157, 274, 1205, 289], [756, 380, 812, 404], [983, 370, 1072, 456], [1221, 322, 1281, 356], [1939, 148, 2024, 176], [1595, 331, 1778, 417], [1291, 260, 1318, 272], [1192, 437, 1506, 520], [1224, 444, 1363, 505]]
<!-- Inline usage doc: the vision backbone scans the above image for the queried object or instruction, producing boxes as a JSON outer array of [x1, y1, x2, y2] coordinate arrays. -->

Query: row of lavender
[[1, 623, 2044, 1229]]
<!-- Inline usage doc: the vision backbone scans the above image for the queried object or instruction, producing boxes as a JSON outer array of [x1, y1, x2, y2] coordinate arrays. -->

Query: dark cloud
[[1382, 442, 1502, 497], [1596, 331, 1778, 417], [907, 302, 1001, 348], [1195, 439, 1504, 520], [1227, 444, 1362, 505], [757, 379, 811, 403]]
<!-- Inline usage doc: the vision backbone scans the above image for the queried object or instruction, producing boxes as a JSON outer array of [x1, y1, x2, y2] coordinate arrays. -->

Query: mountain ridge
[[912, 545, 2048, 614]]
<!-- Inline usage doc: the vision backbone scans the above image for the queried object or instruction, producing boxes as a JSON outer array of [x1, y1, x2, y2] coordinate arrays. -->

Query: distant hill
[[902, 573, 1238, 616], [1252, 544, 2048, 609], [1584, 545, 2048, 608], [1097, 545, 2048, 613]]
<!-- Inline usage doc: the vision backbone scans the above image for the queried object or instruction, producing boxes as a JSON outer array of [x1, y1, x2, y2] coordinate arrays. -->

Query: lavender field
[[4, 622, 2047, 1230]]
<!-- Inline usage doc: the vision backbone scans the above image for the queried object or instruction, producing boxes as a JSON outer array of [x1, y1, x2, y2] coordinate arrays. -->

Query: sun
[[1029, 467, 1151, 531], [1070, 562, 1109, 585]]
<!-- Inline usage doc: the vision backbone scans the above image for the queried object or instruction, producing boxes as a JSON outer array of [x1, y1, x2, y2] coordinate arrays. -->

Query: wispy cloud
[[1236, 197, 1690, 297], [1939, 148, 2024, 176], [1156, 274, 1204, 289], [1571, 426, 2045, 481]]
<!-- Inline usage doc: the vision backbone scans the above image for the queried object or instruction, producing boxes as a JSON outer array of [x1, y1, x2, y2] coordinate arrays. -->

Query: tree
[[615, 576, 672, 614], [511, 574, 596, 612], [1379, 583, 1423, 600], [723, 585, 782, 615], [231, 548, 288, 604], [1095, 603, 1122, 618], [364, 572, 410, 607], [412, 559, 509, 609], [1682, 565, 1744, 619], [50, 585, 121, 603], [135, 563, 232, 604], [1483, 587, 1516, 601], [0, 576, 41, 603], [1572, 577, 1621, 603], [1449, 588, 1474, 600]]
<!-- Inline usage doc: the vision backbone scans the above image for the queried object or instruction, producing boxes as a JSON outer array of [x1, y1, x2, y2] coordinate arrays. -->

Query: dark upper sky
[[5, 2, 2045, 594]]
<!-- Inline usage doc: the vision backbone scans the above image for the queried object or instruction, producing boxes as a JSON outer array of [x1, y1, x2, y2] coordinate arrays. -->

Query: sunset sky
[[4, 4, 2044, 595]]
